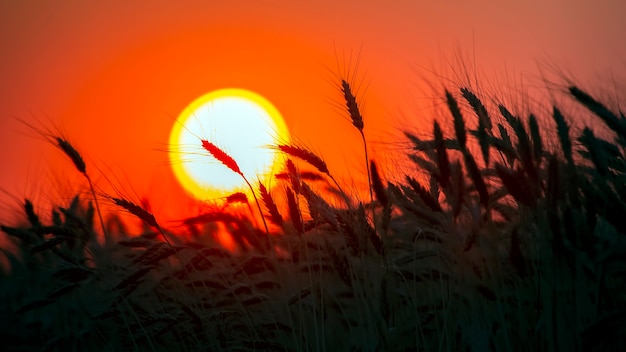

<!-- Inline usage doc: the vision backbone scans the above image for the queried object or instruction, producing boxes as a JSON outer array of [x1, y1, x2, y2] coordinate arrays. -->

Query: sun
[[169, 88, 289, 200]]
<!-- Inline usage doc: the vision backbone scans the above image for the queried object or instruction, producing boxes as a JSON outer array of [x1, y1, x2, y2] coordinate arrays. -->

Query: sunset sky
[[1, 0, 624, 227]]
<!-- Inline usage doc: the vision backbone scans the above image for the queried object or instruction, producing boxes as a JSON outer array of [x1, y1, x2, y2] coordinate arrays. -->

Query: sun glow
[[169, 89, 289, 200]]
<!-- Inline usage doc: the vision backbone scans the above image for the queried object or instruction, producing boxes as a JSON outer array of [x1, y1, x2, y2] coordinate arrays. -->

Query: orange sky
[[1, 1, 625, 228]]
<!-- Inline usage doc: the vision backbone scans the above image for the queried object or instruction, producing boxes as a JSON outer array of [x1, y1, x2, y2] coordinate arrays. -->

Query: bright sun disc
[[169, 88, 289, 200]]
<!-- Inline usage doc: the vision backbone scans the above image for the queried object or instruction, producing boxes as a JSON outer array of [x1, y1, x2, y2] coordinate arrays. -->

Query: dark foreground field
[[1, 83, 625, 351]]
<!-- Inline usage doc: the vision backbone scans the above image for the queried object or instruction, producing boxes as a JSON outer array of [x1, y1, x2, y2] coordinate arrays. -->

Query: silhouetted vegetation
[[1, 82, 625, 351]]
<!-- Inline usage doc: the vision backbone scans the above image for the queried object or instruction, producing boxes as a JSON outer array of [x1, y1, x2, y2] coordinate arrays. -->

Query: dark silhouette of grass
[[1, 81, 625, 351]]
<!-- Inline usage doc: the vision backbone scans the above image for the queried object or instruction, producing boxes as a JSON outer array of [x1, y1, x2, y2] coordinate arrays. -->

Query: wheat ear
[[201, 139, 271, 245], [55, 137, 107, 240], [342, 79, 373, 210], [276, 144, 351, 207]]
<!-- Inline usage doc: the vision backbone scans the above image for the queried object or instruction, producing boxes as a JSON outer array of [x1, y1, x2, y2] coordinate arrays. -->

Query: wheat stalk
[[285, 159, 301, 194], [341, 79, 373, 211], [201, 140, 243, 176], [276, 145, 328, 174], [341, 79, 364, 131], [448, 90, 468, 151], [286, 187, 303, 235], [108, 195, 197, 273], [110, 197, 159, 229], [225, 192, 248, 205], [300, 182, 338, 228], [528, 114, 543, 162], [463, 149, 490, 208], [552, 107, 574, 166], [56, 137, 86, 174], [433, 120, 451, 188], [259, 182, 283, 227], [54, 137, 107, 241], [275, 171, 323, 182], [570, 86, 626, 139], [405, 176, 443, 213], [461, 87, 492, 130], [461, 88, 492, 166], [222, 191, 256, 220], [201, 139, 271, 243], [370, 160, 388, 208], [276, 144, 351, 207]]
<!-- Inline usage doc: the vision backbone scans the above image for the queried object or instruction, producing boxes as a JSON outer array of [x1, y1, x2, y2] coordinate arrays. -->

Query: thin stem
[[85, 174, 107, 240], [328, 174, 353, 209], [359, 130, 378, 252], [360, 130, 373, 208], [242, 176, 272, 249]]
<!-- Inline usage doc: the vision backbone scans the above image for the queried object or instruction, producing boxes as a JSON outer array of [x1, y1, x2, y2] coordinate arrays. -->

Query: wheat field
[[1, 81, 625, 351]]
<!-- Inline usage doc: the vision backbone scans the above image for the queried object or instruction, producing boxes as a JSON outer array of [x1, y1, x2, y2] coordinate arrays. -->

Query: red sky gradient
[[1, 1, 625, 229]]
